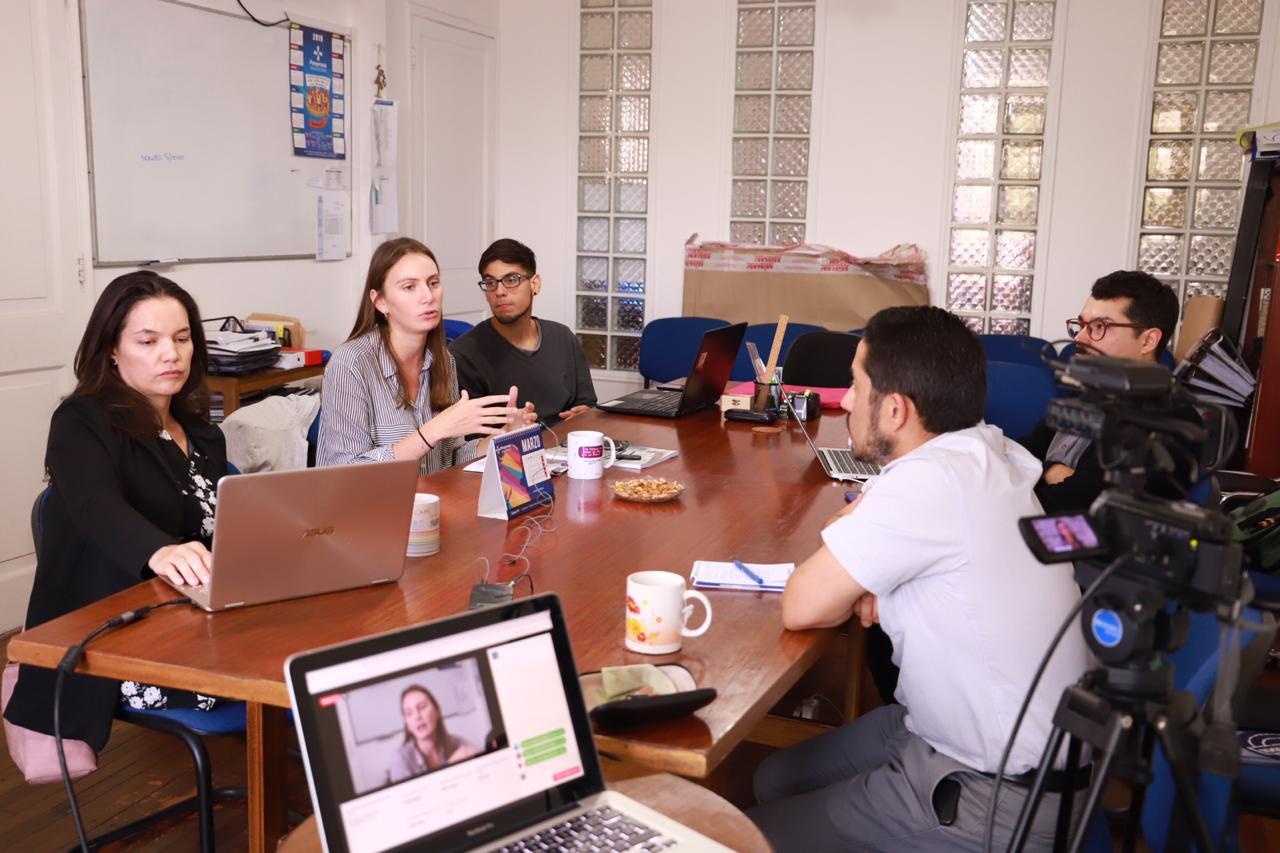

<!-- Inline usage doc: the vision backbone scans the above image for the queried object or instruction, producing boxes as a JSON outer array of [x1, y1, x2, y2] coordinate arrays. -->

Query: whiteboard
[[81, 0, 352, 264]]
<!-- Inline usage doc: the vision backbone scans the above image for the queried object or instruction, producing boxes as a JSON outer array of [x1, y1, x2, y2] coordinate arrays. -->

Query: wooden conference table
[[9, 407, 855, 852]]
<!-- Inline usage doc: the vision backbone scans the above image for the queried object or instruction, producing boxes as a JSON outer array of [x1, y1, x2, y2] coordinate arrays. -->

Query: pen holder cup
[[751, 381, 781, 414]]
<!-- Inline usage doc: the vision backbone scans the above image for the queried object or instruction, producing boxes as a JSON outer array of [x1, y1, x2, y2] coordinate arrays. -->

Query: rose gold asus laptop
[[162, 459, 419, 611]]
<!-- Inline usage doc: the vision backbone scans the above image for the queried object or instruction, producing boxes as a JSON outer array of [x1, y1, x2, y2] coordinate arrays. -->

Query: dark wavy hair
[[861, 306, 987, 435], [348, 237, 453, 411], [1090, 270, 1180, 357], [72, 270, 210, 436], [400, 684, 452, 764]]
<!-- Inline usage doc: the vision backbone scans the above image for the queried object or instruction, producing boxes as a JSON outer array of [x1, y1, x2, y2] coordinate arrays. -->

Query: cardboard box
[[681, 237, 930, 330], [1174, 295, 1226, 362]]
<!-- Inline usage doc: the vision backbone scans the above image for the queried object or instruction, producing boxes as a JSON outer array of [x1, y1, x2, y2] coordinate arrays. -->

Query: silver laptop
[[797, 421, 881, 482], [285, 595, 730, 853], [165, 459, 419, 611]]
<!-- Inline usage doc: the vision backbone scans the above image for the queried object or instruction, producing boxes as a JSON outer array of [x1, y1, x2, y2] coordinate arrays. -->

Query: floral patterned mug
[[624, 571, 712, 655]]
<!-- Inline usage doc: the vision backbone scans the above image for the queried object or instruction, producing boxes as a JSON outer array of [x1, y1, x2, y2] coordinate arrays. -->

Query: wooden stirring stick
[[762, 314, 789, 383]]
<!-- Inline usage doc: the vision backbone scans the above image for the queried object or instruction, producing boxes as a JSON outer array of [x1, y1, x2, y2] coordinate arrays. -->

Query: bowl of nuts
[[609, 477, 686, 503]]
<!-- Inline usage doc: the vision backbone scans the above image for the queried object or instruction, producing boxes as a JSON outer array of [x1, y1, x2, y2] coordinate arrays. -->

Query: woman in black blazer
[[4, 271, 227, 752]]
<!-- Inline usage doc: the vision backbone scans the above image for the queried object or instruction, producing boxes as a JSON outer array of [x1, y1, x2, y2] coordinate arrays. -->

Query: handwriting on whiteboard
[[140, 153, 185, 162]]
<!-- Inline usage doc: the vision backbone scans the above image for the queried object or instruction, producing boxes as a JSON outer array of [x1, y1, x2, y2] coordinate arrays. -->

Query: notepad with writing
[[690, 560, 794, 592]]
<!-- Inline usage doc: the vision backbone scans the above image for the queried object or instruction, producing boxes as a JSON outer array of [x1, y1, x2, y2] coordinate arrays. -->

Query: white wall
[[490, 0, 1280, 349], [86, 0, 389, 350]]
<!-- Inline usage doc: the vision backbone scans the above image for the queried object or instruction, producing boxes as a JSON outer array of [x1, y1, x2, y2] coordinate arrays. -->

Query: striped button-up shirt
[[317, 330, 480, 474]]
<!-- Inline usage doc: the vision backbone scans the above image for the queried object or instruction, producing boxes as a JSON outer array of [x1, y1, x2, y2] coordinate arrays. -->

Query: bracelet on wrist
[[416, 425, 435, 450]]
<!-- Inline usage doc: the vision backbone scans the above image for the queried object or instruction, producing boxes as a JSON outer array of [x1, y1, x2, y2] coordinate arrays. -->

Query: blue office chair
[[980, 334, 1054, 367], [1140, 606, 1275, 852], [307, 409, 321, 467], [983, 361, 1056, 439], [637, 316, 728, 388], [443, 318, 473, 343], [730, 322, 826, 382], [1060, 341, 1177, 369], [30, 487, 247, 853]]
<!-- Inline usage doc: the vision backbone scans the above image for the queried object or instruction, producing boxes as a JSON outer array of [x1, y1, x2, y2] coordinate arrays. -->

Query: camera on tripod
[[994, 354, 1252, 853], [1016, 355, 1243, 667]]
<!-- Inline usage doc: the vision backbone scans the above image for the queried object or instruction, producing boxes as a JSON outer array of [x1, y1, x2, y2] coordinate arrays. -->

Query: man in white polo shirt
[[750, 306, 1090, 851]]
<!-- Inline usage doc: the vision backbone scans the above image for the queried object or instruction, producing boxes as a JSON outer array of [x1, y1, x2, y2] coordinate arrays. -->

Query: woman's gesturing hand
[[427, 390, 520, 441]]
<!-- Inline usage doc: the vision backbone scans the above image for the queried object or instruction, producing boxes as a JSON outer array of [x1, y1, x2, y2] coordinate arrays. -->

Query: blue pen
[[732, 560, 765, 586]]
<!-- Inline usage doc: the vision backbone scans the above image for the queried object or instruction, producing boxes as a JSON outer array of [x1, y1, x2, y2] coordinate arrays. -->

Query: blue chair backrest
[[638, 317, 729, 385], [1141, 608, 1265, 852], [980, 334, 1054, 367], [731, 322, 826, 382], [1060, 341, 1177, 369], [983, 361, 1056, 439], [443, 318, 473, 344]]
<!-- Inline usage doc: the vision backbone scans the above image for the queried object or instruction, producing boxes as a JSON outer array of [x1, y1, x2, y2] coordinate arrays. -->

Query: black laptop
[[598, 322, 747, 418]]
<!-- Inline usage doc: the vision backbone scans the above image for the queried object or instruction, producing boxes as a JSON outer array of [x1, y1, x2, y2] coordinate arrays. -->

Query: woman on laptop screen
[[318, 237, 537, 474], [4, 272, 226, 754], [387, 685, 481, 783]]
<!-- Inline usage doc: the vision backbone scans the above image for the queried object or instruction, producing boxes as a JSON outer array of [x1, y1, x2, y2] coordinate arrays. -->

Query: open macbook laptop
[[797, 420, 881, 482], [598, 323, 747, 419], [162, 459, 419, 611], [286, 595, 729, 853]]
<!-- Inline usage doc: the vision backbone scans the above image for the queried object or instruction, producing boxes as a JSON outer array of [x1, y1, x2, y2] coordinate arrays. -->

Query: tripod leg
[[1010, 726, 1068, 853], [1053, 737, 1083, 852], [1153, 717, 1217, 853], [1067, 717, 1127, 853], [1122, 726, 1157, 853]]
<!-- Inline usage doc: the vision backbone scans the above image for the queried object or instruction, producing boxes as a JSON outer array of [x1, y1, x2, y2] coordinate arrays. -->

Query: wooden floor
[[2, 631, 1279, 851], [0, 633, 312, 851]]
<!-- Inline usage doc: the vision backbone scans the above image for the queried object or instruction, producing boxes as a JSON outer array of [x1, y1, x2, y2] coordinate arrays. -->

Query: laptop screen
[[680, 322, 746, 412], [288, 597, 603, 853]]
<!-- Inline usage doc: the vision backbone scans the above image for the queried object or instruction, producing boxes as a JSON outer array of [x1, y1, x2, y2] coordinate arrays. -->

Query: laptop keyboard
[[494, 806, 678, 853], [822, 448, 880, 479], [624, 394, 681, 415]]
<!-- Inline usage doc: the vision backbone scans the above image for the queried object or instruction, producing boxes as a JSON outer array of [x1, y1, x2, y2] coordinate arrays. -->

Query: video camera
[[1016, 355, 1244, 665]]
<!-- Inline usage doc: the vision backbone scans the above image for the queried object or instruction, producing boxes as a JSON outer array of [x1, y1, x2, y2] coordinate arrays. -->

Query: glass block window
[[730, 1, 817, 245], [1135, 0, 1260, 305], [576, 1, 652, 371], [945, 1, 1058, 336]]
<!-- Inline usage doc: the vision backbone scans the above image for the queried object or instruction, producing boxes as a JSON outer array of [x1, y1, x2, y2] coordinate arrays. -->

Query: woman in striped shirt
[[317, 237, 535, 473]]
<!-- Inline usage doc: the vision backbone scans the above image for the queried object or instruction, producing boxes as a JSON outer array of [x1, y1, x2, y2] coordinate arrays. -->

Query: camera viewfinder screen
[[1030, 514, 1099, 554]]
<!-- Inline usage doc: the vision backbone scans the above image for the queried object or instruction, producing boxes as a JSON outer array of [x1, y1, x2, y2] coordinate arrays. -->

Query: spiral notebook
[[690, 560, 794, 592]]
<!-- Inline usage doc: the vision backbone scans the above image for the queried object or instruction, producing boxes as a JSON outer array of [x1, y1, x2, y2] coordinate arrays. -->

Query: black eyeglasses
[[477, 273, 533, 292], [1065, 317, 1146, 341]]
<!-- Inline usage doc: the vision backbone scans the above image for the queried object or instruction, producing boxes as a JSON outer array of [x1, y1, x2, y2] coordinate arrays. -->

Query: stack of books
[[206, 330, 280, 375], [1173, 329, 1257, 408]]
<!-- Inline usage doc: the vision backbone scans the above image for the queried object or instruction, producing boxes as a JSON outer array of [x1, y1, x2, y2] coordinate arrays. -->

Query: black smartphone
[[1017, 513, 1109, 563], [724, 407, 778, 424]]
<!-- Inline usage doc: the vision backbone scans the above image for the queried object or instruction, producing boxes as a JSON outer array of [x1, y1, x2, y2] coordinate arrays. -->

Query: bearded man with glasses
[[1018, 269, 1194, 512], [450, 238, 597, 425]]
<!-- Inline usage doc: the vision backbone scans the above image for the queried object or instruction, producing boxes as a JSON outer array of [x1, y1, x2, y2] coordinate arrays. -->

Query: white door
[[0, 0, 91, 630], [409, 11, 496, 326]]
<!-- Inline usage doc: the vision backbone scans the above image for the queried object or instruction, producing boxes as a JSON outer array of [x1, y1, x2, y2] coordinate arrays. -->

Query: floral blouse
[[119, 428, 222, 712]]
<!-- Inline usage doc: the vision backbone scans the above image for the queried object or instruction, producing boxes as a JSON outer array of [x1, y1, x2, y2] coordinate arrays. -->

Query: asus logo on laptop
[[301, 525, 335, 538], [466, 821, 495, 837]]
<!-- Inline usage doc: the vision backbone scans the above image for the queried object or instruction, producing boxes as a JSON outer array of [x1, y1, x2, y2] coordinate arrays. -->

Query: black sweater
[[4, 396, 227, 751], [449, 318, 597, 425]]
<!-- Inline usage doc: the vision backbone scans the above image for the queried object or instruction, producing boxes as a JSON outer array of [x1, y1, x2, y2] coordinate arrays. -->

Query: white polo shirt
[[821, 423, 1090, 774]]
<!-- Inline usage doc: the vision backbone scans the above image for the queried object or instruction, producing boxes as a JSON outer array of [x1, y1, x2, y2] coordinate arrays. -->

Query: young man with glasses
[[1020, 269, 1184, 511], [450, 239, 597, 425]]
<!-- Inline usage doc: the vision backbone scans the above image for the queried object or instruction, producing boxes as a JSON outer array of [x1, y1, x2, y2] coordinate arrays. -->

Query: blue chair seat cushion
[[121, 700, 247, 736]]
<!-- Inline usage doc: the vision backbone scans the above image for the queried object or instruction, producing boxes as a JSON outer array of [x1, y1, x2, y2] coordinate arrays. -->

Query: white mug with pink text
[[624, 571, 712, 655], [567, 430, 616, 480]]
